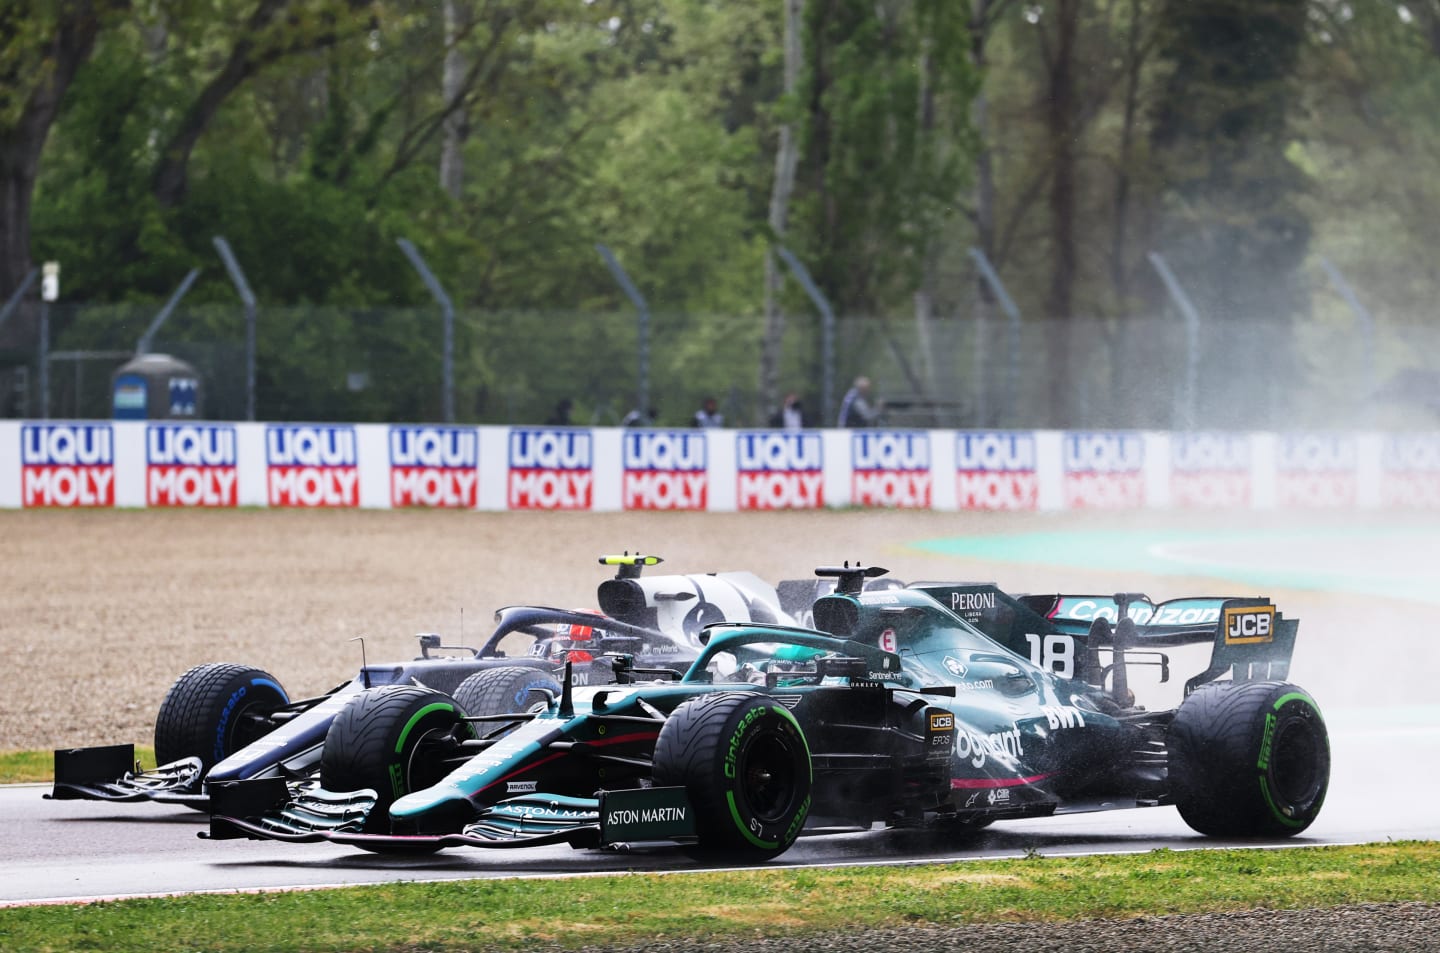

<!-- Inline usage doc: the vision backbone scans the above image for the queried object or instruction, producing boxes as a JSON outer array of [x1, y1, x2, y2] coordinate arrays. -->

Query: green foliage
[[1148, 0, 1312, 319], [12, 0, 1440, 426], [796, 0, 978, 315]]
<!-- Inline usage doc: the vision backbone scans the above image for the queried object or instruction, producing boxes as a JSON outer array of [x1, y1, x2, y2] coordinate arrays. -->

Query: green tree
[[1144, 0, 1311, 425], [796, 0, 977, 317], [0, 1, 127, 306]]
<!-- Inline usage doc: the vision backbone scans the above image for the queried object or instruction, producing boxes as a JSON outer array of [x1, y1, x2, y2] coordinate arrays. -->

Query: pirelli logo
[[1224, 605, 1276, 645], [930, 712, 955, 731]]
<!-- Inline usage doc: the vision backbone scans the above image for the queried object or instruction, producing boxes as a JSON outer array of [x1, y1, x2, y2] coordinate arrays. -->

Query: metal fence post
[[1146, 252, 1202, 430], [397, 239, 455, 423], [967, 248, 1021, 426], [596, 244, 650, 416], [775, 247, 835, 423], [212, 237, 257, 421], [137, 268, 200, 355], [0, 268, 37, 333], [38, 300, 49, 419]]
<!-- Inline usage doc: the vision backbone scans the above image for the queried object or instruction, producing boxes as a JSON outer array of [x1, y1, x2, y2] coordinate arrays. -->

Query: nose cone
[[390, 785, 475, 835]]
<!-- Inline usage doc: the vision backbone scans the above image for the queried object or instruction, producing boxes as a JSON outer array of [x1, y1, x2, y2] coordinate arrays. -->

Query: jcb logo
[[929, 713, 955, 731], [1224, 606, 1275, 645]]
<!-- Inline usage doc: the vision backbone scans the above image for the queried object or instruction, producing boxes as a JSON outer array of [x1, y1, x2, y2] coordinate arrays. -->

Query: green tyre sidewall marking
[[1258, 690, 1321, 829], [725, 704, 812, 850], [394, 702, 458, 755]]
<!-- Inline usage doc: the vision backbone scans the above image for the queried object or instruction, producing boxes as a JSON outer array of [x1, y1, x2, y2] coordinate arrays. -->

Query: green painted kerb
[[909, 526, 1440, 603]]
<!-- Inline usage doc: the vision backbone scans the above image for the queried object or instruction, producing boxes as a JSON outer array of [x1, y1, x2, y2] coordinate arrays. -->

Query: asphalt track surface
[[5, 704, 1439, 906], [4, 509, 1439, 906]]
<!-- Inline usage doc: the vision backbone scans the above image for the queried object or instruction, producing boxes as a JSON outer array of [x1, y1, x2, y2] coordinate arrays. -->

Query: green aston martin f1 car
[[207, 564, 1329, 861]]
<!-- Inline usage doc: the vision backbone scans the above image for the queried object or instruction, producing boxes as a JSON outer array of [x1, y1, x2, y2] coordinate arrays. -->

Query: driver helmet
[[552, 608, 604, 663]]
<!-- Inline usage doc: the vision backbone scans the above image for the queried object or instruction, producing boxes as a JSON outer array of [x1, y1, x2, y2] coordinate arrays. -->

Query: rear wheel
[[1168, 680, 1329, 837], [154, 662, 289, 773], [453, 666, 562, 719], [321, 685, 472, 843], [651, 692, 812, 861]]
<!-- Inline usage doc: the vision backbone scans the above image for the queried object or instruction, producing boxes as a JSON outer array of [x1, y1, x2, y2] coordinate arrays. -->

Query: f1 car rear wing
[[911, 583, 1298, 696]]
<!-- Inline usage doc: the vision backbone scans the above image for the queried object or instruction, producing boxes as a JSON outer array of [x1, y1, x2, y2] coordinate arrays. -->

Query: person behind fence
[[769, 391, 807, 430], [837, 376, 882, 427], [693, 396, 724, 428], [545, 397, 574, 426], [622, 405, 658, 427]]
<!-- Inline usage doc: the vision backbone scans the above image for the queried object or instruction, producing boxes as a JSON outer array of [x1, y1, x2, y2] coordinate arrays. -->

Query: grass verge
[[1, 748, 156, 785], [1, 842, 1437, 952]]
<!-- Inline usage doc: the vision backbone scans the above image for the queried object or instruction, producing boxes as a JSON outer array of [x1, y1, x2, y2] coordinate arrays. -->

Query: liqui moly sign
[[266, 425, 359, 507], [736, 432, 823, 510], [623, 431, 706, 510], [1170, 432, 1251, 508], [1379, 433, 1440, 507], [147, 424, 237, 507], [508, 429, 592, 510], [21, 424, 114, 507], [851, 431, 930, 508], [955, 432, 1038, 511], [1275, 433, 1357, 508], [1063, 432, 1145, 508], [389, 426, 478, 508]]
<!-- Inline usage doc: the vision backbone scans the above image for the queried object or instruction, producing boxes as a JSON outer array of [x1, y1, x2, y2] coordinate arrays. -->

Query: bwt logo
[[146, 424, 237, 507], [852, 432, 930, 508], [390, 426, 478, 508], [956, 432, 1037, 511], [736, 432, 823, 510], [1170, 432, 1251, 508], [266, 425, 359, 508], [623, 431, 707, 511], [21, 424, 114, 507], [1276, 433, 1357, 508], [508, 429, 592, 510], [1064, 432, 1144, 509]]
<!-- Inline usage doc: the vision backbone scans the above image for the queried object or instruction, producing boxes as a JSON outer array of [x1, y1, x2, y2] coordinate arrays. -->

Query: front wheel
[[1168, 680, 1329, 837], [154, 662, 289, 773], [320, 685, 472, 841], [651, 692, 812, 861]]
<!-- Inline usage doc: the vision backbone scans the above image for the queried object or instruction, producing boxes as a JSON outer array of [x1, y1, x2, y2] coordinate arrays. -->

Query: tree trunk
[[0, 4, 111, 346], [759, 0, 804, 424], [151, 0, 288, 208], [1043, 0, 1080, 427], [968, 0, 998, 425], [439, 0, 470, 200]]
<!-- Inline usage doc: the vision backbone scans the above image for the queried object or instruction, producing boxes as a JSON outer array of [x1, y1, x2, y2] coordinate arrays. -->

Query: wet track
[[5, 510, 1440, 906], [5, 704, 1438, 905]]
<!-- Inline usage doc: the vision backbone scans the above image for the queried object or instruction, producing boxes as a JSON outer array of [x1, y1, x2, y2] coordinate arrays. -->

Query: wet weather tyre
[[651, 692, 812, 861], [154, 662, 290, 773], [1168, 680, 1329, 837], [453, 666, 562, 719], [320, 685, 472, 841]]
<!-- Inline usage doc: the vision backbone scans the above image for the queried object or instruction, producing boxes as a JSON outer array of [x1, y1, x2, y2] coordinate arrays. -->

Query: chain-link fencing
[[10, 302, 1440, 431]]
